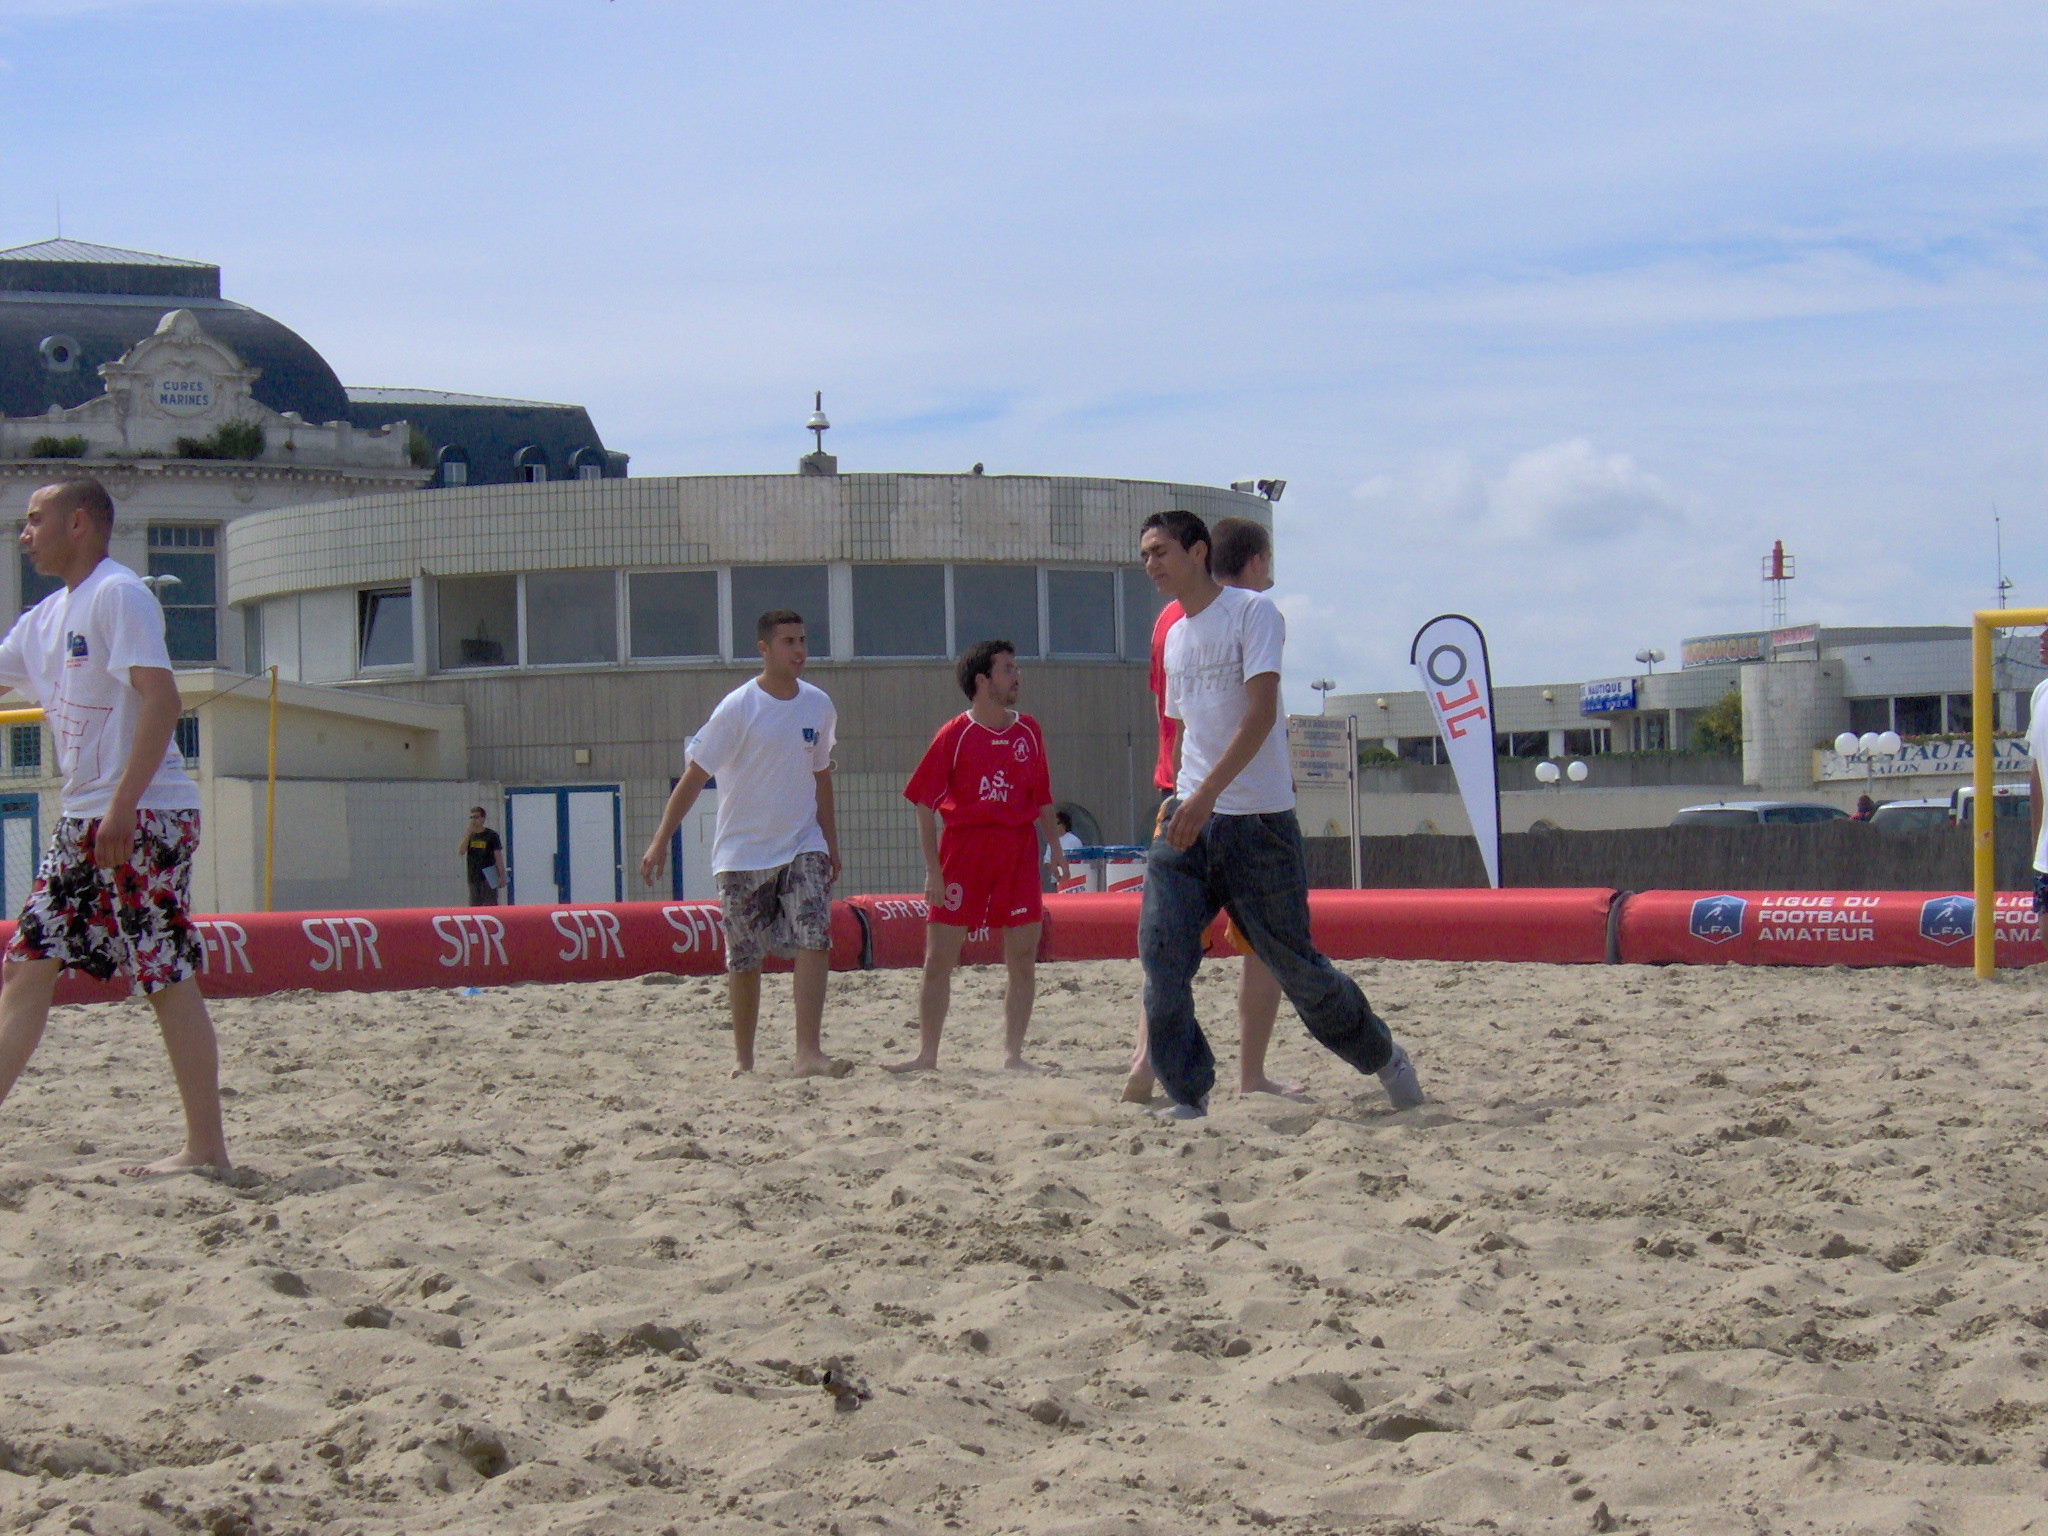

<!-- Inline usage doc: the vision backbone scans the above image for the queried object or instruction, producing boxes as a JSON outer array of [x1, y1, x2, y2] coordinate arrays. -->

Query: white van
[[1949, 783, 2031, 824]]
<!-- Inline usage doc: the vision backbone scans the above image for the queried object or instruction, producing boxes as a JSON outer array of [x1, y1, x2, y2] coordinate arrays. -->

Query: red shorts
[[931, 825, 1043, 931]]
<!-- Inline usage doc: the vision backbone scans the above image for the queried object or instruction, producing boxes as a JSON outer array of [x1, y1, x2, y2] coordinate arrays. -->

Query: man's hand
[[1166, 788, 1216, 851], [828, 847, 843, 885], [1049, 853, 1071, 884], [922, 863, 944, 908], [94, 803, 137, 870], [638, 838, 668, 889]]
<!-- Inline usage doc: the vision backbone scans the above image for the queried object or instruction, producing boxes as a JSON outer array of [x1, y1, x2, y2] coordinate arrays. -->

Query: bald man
[[0, 478, 227, 1176]]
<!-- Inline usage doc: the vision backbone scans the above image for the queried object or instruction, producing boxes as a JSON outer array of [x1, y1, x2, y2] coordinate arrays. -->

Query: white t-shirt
[[2029, 679, 2048, 872], [0, 558, 199, 819], [687, 676, 836, 874], [1163, 584, 1294, 816]]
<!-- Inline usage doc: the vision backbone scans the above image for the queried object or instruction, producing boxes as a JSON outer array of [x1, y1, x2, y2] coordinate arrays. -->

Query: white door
[[564, 788, 621, 902], [0, 799, 37, 917], [507, 787, 621, 904]]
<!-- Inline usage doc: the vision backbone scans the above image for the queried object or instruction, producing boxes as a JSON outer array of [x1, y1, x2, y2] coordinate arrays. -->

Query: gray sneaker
[[1153, 1096, 1209, 1121], [1377, 1041, 1424, 1109]]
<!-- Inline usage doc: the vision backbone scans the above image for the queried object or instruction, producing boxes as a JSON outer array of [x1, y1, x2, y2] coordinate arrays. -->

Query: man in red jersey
[[1123, 515, 1299, 1102], [887, 639, 1070, 1073]]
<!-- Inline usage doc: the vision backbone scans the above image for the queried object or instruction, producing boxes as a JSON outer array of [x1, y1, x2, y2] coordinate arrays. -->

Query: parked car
[[1950, 783, 2031, 823], [1670, 801, 1850, 827], [1867, 797, 1950, 834]]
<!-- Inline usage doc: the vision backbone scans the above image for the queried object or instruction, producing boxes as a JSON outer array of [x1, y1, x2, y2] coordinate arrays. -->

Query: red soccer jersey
[[903, 711, 1052, 830], [1149, 600, 1184, 792]]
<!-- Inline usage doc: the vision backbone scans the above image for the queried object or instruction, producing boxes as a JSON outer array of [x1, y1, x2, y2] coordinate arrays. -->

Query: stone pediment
[[95, 309, 266, 438]]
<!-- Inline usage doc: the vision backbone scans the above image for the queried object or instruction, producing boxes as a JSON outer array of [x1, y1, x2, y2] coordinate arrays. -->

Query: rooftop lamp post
[[1311, 678, 1336, 714], [1833, 730, 1903, 801]]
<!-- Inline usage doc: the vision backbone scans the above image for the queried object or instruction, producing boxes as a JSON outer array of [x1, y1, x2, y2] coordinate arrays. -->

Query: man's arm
[[916, 804, 942, 906], [2031, 761, 2041, 863], [94, 666, 183, 869], [493, 836, 508, 883], [639, 762, 711, 888], [815, 768, 842, 883], [1166, 673, 1279, 851]]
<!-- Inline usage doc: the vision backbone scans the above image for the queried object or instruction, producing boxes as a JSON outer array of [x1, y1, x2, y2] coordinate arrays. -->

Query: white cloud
[[1488, 438, 1684, 542]]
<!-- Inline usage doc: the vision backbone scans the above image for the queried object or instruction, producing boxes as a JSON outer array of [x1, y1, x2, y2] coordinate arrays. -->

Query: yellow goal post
[[1972, 607, 2048, 977]]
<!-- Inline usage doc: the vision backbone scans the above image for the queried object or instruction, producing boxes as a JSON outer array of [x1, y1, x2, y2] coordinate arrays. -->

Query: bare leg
[[1235, 954, 1302, 1097], [789, 948, 847, 1077], [887, 924, 966, 1073], [124, 977, 230, 1175], [0, 958, 59, 1111], [1001, 922, 1040, 1069], [727, 968, 761, 1075], [1120, 1006, 1155, 1102]]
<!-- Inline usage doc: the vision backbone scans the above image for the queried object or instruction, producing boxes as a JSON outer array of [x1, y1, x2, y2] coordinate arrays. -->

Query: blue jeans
[[1139, 804, 1393, 1107]]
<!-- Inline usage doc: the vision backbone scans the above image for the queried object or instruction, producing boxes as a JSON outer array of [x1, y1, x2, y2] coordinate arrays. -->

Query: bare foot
[[1239, 1075, 1309, 1100], [1003, 1056, 1046, 1073], [883, 1056, 938, 1075], [121, 1148, 229, 1179], [792, 1054, 854, 1079], [1119, 1069, 1157, 1105], [729, 1063, 755, 1079]]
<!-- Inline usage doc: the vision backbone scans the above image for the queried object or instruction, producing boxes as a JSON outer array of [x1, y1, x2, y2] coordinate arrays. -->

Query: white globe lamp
[[1834, 732, 1860, 757], [1534, 761, 1561, 785], [1566, 760, 1589, 782]]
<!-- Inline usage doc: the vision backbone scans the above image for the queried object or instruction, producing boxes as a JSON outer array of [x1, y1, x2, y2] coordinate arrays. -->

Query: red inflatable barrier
[[840, 893, 1051, 970], [1030, 888, 1619, 966], [1616, 889, 2045, 968], [5, 900, 869, 1006]]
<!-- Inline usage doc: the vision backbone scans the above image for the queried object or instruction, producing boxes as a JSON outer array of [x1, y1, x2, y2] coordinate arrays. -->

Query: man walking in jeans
[[1137, 509, 1424, 1119]]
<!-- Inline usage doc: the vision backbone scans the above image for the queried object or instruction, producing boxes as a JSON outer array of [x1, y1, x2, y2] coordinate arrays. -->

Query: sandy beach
[[1, 954, 2045, 1535]]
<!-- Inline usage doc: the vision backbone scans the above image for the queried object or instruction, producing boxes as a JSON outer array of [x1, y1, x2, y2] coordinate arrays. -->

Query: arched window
[[569, 446, 607, 482], [513, 445, 550, 484], [437, 445, 470, 487]]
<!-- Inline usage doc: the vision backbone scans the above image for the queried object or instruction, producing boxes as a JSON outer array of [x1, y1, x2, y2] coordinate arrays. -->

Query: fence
[[1305, 823, 2035, 892]]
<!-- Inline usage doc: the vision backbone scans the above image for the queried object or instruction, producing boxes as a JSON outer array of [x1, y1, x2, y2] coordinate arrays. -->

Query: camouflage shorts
[[716, 851, 834, 973], [6, 810, 203, 993]]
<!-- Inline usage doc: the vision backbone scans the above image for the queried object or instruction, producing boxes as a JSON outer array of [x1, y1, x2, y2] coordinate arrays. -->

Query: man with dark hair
[[1140, 508, 1212, 568], [1136, 516, 1424, 1119], [0, 478, 228, 1175], [888, 639, 1069, 1073], [458, 806, 506, 905], [1123, 514, 1299, 1102], [640, 610, 845, 1078]]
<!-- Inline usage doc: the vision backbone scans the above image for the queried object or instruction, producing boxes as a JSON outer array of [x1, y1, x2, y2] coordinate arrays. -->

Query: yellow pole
[[0, 708, 44, 726], [1973, 614, 1995, 978], [1971, 607, 2048, 977], [264, 665, 277, 913]]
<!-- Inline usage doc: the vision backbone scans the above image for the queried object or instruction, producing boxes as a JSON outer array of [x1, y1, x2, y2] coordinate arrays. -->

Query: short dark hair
[[1211, 517, 1271, 580], [469, 806, 486, 818], [756, 608, 805, 641], [1140, 509, 1210, 570], [1056, 810, 1073, 832], [956, 638, 1014, 700], [39, 477, 114, 531]]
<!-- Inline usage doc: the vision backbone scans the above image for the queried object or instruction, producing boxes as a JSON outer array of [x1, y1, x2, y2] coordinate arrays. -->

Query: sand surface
[[1, 956, 2046, 1535]]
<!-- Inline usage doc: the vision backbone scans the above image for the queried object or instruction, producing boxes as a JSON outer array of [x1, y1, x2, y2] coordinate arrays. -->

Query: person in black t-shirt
[[458, 806, 506, 906]]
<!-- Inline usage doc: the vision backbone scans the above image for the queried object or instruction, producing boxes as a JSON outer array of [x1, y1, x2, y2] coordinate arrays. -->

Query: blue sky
[[6, 1, 2048, 705]]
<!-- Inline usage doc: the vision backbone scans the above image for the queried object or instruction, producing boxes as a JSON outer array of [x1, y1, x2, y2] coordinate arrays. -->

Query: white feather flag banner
[[1409, 614, 1502, 889]]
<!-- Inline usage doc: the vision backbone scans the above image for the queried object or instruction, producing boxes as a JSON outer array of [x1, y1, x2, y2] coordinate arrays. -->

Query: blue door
[[505, 787, 622, 904], [0, 795, 38, 919]]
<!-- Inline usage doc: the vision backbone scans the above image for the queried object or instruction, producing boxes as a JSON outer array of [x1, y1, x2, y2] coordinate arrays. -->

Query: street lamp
[[1833, 730, 1902, 801], [1634, 647, 1666, 675], [1310, 678, 1336, 714]]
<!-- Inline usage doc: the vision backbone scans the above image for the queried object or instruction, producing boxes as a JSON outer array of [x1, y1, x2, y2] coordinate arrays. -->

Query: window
[[8, 724, 40, 775], [437, 446, 469, 488], [629, 571, 718, 658], [437, 575, 517, 669], [1945, 694, 1972, 733], [853, 565, 945, 657], [953, 566, 1040, 657], [570, 447, 608, 482], [526, 570, 617, 666], [147, 525, 218, 665], [1847, 697, 1890, 735], [729, 566, 829, 657], [18, 550, 61, 614], [358, 588, 413, 669], [1047, 569, 1115, 656], [242, 606, 264, 675], [1397, 736, 1441, 765], [1120, 566, 1165, 662], [173, 713, 200, 764], [513, 445, 549, 484], [1894, 695, 1940, 736], [1561, 728, 1608, 756], [1495, 731, 1547, 758]]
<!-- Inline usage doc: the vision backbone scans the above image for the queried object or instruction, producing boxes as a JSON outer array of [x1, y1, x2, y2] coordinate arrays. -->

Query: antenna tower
[[1995, 506, 2013, 608], [1761, 539, 1795, 629]]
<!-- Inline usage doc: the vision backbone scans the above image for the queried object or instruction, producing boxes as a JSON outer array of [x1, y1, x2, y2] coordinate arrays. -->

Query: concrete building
[[1323, 621, 2046, 837]]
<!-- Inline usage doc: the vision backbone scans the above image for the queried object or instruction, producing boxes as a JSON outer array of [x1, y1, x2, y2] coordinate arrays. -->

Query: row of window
[[437, 446, 610, 487], [4, 717, 196, 779], [1847, 694, 1987, 737], [346, 563, 1165, 673], [20, 525, 221, 665]]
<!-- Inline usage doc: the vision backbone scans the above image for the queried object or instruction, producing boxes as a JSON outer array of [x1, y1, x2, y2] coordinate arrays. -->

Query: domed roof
[[0, 239, 351, 423]]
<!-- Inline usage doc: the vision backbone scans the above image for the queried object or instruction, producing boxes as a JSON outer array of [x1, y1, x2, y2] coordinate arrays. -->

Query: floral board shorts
[[6, 811, 203, 994], [715, 851, 834, 973]]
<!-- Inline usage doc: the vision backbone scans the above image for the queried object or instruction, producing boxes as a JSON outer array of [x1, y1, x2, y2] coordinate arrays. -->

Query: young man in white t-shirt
[[1136, 509, 1424, 1119], [640, 609, 846, 1078], [2027, 627, 2048, 928], [0, 479, 228, 1175]]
